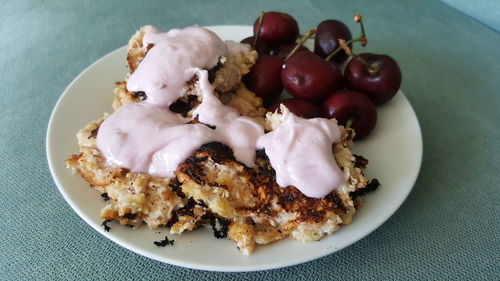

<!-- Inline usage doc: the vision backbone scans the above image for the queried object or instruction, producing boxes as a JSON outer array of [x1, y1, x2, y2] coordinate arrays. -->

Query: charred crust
[[170, 95, 199, 117], [353, 154, 369, 169], [257, 167, 276, 181], [174, 138, 364, 231], [324, 192, 348, 213], [188, 117, 216, 130], [198, 142, 236, 164], [153, 235, 174, 247], [203, 123, 216, 130], [255, 149, 268, 160], [101, 220, 112, 232], [165, 215, 178, 228], [187, 94, 198, 103], [207, 59, 224, 83], [210, 215, 231, 239], [170, 100, 192, 116], [350, 178, 380, 199], [186, 74, 199, 89], [182, 159, 207, 185], [169, 198, 209, 229], [132, 91, 147, 101], [278, 187, 348, 222], [237, 185, 275, 216], [281, 194, 294, 203], [186, 119, 199, 125], [175, 198, 198, 217], [120, 168, 130, 176], [192, 156, 209, 163], [169, 178, 186, 198], [90, 127, 100, 138], [121, 213, 137, 220], [255, 149, 276, 180], [100, 192, 110, 201], [174, 208, 193, 218], [176, 155, 209, 186]]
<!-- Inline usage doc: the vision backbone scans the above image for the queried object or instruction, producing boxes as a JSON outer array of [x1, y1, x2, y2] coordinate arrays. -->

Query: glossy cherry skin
[[322, 90, 377, 139], [240, 36, 270, 55], [282, 51, 343, 100], [273, 43, 309, 60], [314, 19, 352, 63], [243, 55, 284, 106], [344, 53, 402, 105], [253, 12, 299, 47], [268, 98, 321, 118]]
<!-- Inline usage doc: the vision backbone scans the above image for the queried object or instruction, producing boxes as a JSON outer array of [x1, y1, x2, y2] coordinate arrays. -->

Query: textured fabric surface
[[441, 0, 500, 32], [1, 0, 499, 280]]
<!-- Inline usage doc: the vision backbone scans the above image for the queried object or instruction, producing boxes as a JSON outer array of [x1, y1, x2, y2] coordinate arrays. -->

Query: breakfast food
[[243, 12, 402, 139], [66, 23, 378, 255]]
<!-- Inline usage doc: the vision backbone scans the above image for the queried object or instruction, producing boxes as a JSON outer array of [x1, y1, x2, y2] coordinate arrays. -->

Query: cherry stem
[[338, 39, 378, 73], [345, 119, 353, 129], [284, 28, 317, 61], [353, 54, 377, 73], [325, 37, 362, 62], [324, 13, 368, 62], [354, 13, 366, 39], [253, 12, 265, 48]]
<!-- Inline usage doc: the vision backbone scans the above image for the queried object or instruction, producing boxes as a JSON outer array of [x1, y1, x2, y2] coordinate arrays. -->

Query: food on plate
[[240, 36, 270, 56], [343, 53, 402, 105], [322, 90, 378, 139], [247, 12, 402, 138], [314, 19, 353, 63], [242, 54, 284, 106], [268, 98, 321, 119], [252, 11, 299, 47], [66, 23, 378, 255], [282, 49, 344, 100]]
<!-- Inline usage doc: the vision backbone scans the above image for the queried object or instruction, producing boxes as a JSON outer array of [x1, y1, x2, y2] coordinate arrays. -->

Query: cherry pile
[[241, 11, 402, 139]]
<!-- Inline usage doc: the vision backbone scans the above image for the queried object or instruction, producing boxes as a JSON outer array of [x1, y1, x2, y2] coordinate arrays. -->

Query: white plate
[[46, 25, 422, 272]]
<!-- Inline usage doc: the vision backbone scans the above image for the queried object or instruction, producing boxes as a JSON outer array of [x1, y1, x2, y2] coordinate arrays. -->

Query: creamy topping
[[257, 108, 346, 198], [96, 102, 216, 177], [97, 25, 346, 199], [97, 70, 263, 177], [225, 40, 252, 56], [126, 26, 227, 106], [98, 26, 263, 177], [194, 71, 264, 167]]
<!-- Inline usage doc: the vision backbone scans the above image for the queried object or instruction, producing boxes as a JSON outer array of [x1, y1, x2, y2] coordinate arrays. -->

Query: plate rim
[[46, 25, 423, 272]]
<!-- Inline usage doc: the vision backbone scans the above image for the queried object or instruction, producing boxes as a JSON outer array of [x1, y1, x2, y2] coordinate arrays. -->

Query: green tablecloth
[[1, 0, 498, 280]]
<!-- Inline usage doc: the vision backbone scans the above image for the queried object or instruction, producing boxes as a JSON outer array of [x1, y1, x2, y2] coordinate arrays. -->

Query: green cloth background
[[1, 0, 499, 280]]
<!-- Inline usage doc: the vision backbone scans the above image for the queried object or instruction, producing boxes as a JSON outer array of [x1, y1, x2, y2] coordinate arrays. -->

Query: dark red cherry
[[240, 36, 270, 55], [253, 12, 299, 47], [274, 43, 309, 60], [344, 53, 402, 105], [268, 98, 321, 118], [314, 20, 352, 63], [243, 55, 284, 106], [281, 51, 343, 100], [322, 90, 377, 139]]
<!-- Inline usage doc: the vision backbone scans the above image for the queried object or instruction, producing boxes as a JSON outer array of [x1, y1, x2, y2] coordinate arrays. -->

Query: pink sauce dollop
[[257, 108, 346, 198], [96, 102, 216, 177], [97, 26, 262, 177], [126, 26, 227, 106], [96, 25, 346, 198]]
